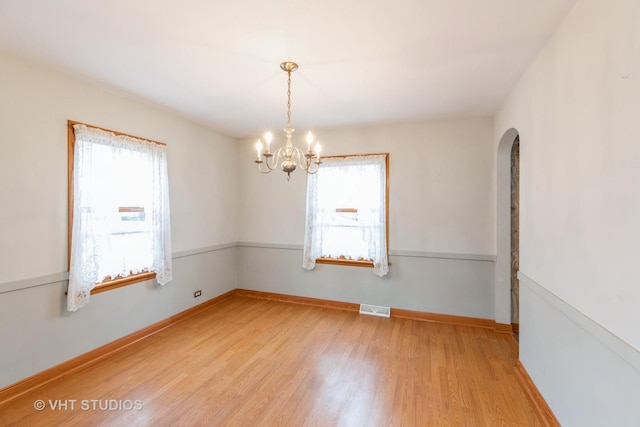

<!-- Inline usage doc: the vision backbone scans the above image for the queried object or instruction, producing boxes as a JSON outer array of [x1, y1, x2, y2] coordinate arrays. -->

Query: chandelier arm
[[256, 147, 283, 173], [269, 147, 288, 170], [290, 147, 307, 171], [306, 160, 321, 174], [257, 162, 272, 174], [257, 156, 276, 173], [293, 147, 317, 172], [305, 151, 316, 171], [299, 148, 320, 172]]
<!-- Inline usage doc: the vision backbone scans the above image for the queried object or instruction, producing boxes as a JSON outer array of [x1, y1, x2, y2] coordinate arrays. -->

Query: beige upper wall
[[0, 50, 239, 284], [0, 46, 495, 281], [496, 0, 640, 350], [238, 118, 495, 255]]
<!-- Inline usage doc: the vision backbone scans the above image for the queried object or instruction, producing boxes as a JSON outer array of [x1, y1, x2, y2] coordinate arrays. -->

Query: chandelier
[[255, 61, 322, 180]]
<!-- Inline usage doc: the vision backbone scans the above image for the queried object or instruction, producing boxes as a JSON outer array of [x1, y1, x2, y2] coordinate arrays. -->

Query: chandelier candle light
[[255, 61, 322, 180]]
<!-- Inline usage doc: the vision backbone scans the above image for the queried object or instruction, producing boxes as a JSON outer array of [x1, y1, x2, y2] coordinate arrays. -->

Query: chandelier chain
[[286, 70, 292, 128]]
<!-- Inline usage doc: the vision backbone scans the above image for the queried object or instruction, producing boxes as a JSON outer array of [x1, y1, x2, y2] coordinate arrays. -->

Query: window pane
[[81, 143, 155, 279], [315, 161, 383, 260]]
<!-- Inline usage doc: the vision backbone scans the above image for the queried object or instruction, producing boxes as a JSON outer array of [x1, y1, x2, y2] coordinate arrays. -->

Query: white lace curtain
[[303, 154, 389, 277], [67, 124, 172, 311]]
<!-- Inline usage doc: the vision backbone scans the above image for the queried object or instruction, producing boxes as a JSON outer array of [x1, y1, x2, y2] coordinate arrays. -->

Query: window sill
[[90, 271, 156, 295], [315, 258, 374, 268]]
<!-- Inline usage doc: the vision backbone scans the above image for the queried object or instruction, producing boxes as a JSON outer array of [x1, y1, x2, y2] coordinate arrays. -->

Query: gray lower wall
[[519, 273, 640, 427], [1, 242, 495, 390], [0, 245, 237, 389], [237, 244, 495, 319]]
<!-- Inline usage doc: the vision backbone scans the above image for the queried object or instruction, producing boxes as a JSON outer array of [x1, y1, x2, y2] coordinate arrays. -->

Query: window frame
[[311, 152, 389, 269], [67, 120, 164, 295]]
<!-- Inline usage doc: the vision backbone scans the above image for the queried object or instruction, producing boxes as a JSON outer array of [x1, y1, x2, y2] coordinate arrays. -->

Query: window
[[67, 121, 172, 311], [303, 153, 389, 277]]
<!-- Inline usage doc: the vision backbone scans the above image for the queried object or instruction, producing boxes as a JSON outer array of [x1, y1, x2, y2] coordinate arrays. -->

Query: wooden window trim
[[316, 258, 374, 268], [67, 120, 164, 294], [313, 153, 390, 269], [91, 272, 157, 295]]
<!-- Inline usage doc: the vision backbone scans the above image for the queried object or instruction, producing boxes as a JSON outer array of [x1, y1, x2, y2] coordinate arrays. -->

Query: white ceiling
[[0, 0, 576, 138]]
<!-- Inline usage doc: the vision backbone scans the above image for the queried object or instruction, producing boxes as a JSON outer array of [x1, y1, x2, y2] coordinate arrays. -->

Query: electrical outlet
[[194, 290, 202, 298]]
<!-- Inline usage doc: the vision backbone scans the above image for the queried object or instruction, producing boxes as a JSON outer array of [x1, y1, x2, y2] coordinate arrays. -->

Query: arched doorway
[[495, 129, 520, 329]]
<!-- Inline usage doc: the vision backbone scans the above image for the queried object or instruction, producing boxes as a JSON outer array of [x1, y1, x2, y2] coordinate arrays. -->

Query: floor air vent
[[359, 304, 391, 318]]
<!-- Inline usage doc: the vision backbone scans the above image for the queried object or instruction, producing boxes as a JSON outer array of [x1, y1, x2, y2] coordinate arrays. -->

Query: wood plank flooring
[[0, 296, 545, 426]]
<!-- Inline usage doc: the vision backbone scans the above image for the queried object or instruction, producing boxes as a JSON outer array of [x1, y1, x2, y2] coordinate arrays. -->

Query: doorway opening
[[495, 128, 519, 335], [510, 137, 520, 331]]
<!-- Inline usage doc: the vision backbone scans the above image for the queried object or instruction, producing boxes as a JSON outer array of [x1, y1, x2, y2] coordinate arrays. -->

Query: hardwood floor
[[1, 296, 546, 426]]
